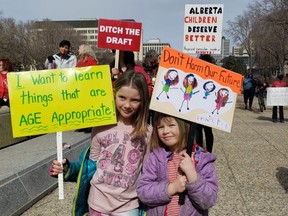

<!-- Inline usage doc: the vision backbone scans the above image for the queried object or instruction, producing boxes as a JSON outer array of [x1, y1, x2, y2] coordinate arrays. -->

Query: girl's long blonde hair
[[78, 44, 97, 62], [113, 70, 150, 138]]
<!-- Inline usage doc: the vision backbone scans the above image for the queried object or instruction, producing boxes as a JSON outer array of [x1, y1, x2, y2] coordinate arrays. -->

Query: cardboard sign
[[97, 19, 142, 52], [183, 4, 224, 54], [8, 66, 117, 137], [150, 47, 243, 132], [267, 87, 288, 106]]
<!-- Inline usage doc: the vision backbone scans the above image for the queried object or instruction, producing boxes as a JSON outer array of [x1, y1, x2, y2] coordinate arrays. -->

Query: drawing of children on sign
[[179, 73, 199, 112], [203, 81, 216, 99], [212, 88, 230, 114], [156, 69, 179, 100]]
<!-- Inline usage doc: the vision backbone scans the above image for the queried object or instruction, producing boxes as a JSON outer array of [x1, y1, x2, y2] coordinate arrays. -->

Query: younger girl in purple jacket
[[137, 112, 218, 216]]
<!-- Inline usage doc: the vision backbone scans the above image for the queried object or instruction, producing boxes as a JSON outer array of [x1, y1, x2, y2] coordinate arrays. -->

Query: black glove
[[47, 55, 55, 63]]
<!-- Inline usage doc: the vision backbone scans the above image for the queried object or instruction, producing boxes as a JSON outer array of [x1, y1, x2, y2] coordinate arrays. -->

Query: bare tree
[[225, 9, 258, 72], [250, 0, 288, 76], [226, 0, 288, 77], [0, 18, 83, 71], [28, 19, 83, 70], [0, 18, 21, 64]]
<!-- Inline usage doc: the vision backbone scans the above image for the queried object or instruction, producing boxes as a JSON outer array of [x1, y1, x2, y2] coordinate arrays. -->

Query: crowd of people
[[242, 72, 287, 122], [2, 38, 287, 215]]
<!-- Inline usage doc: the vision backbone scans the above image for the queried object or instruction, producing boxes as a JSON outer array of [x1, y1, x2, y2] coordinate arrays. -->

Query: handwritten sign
[[150, 47, 243, 132], [8, 66, 117, 137], [183, 4, 224, 54], [97, 19, 142, 52], [267, 87, 288, 106]]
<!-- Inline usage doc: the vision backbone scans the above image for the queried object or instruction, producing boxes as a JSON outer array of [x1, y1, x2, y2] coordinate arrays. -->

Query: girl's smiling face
[[168, 71, 178, 80], [220, 89, 229, 97], [157, 117, 180, 152], [115, 85, 141, 124], [205, 82, 214, 91], [188, 75, 194, 84]]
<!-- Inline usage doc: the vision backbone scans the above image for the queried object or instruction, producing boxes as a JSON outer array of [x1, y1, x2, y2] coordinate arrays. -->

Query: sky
[[1, 0, 253, 51]]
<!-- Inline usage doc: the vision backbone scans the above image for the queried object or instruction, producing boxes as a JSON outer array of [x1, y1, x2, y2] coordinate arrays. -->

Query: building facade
[[142, 38, 170, 59], [48, 19, 99, 46], [213, 36, 230, 64], [35, 19, 173, 63]]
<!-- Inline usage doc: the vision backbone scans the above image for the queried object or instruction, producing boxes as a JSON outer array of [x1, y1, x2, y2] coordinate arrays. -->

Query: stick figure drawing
[[212, 88, 230, 114], [203, 81, 216, 99], [179, 73, 199, 112], [156, 69, 179, 100]]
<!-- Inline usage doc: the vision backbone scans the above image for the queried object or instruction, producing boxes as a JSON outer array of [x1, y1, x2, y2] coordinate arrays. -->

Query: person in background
[[0, 58, 14, 107], [75, 44, 98, 133], [272, 74, 287, 123], [243, 73, 257, 110], [137, 112, 218, 216], [142, 49, 159, 87], [196, 54, 214, 153], [50, 71, 151, 216], [76, 44, 98, 67], [44, 40, 77, 69], [257, 80, 269, 96], [142, 49, 160, 124], [255, 80, 269, 102], [110, 50, 153, 96]]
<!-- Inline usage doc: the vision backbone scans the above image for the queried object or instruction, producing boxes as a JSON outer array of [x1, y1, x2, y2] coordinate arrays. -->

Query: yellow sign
[[8, 66, 117, 137]]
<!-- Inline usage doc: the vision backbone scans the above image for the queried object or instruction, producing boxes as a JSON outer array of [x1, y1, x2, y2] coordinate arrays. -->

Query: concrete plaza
[[1, 95, 288, 216]]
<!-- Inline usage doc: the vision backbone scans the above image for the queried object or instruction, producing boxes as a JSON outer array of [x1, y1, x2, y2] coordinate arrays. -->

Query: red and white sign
[[183, 4, 224, 55], [97, 19, 142, 52]]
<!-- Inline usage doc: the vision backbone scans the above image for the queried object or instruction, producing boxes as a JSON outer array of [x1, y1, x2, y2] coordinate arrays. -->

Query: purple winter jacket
[[137, 147, 218, 216]]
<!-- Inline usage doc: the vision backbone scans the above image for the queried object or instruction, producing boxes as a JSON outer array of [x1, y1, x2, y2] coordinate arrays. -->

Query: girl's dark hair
[[149, 112, 190, 152], [110, 51, 136, 72], [199, 54, 214, 64], [277, 74, 284, 80], [113, 70, 150, 138], [0, 58, 13, 72], [143, 49, 159, 71], [123, 51, 136, 70]]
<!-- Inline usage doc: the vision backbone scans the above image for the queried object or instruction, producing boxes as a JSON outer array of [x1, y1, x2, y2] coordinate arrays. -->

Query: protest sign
[[97, 18, 142, 52], [267, 87, 288, 106], [8, 65, 117, 137], [150, 46, 243, 132], [183, 4, 224, 54]]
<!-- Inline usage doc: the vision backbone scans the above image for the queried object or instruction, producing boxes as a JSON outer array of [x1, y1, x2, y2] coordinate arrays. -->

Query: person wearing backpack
[[243, 73, 257, 110]]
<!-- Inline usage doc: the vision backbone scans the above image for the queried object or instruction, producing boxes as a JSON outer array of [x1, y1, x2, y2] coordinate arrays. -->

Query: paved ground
[[21, 95, 288, 216]]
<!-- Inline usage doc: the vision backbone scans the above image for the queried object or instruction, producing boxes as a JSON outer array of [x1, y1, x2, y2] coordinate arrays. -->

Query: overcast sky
[[2, 0, 252, 51]]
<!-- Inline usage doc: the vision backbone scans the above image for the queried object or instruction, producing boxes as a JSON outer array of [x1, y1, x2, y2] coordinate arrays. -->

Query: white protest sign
[[267, 87, 288, 106], [183, 4, 224, 54]]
